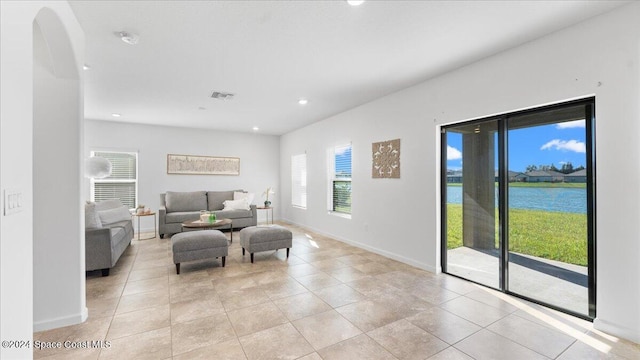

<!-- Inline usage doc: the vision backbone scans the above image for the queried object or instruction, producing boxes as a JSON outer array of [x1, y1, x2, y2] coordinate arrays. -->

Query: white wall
[[32, 16, 86, 332], [85, 120, 280, 229], [1, 0, 85, 357], [280, 3, 640, 343]]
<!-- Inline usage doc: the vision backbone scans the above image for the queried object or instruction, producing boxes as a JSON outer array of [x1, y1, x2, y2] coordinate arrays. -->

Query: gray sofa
[[85, 199, 133, 276], [159, 190, 257, 238]]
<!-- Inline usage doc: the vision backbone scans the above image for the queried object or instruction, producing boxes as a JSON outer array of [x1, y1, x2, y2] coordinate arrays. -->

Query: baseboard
[[33, 306, 88, 332], [345, 237, 438, 273], [282, 219, 437, 274], [593, 317, 640, 344]]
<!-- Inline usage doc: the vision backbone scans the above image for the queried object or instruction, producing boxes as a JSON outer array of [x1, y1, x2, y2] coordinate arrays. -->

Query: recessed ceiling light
[[347, 0, 365, 6], [298, 98, 308, 105], [111, 113, 121, 117], [83, 64, 91, 70], [252, 126, 259, 131], [118, 31, 139, 45]]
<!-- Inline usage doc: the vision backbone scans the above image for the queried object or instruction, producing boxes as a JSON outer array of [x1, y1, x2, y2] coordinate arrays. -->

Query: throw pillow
[[85, 202, 102, 229], [222, 198, 250, 211], [233, 191, 255, 205], [98, 206, 132, 225]]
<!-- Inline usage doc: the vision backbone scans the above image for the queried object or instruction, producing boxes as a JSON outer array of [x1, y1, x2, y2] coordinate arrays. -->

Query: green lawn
[[446, 204, 587, 266]]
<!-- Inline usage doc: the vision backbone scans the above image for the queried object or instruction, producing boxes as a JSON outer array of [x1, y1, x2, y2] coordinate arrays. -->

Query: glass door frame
[[440, 97, 596, 320]]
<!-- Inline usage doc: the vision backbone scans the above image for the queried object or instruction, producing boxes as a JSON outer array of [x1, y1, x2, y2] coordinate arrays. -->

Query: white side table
[[131, 212, 157, 240], [256, 206, 274, 224]]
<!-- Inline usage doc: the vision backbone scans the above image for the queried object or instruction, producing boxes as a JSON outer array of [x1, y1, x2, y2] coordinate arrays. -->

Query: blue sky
[[447, 120, 586, 172], [335, 145, 352, 176]]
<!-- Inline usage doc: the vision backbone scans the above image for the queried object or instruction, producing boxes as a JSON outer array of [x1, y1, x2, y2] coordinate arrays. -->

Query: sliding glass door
[[506, 103, 594, 316], [443, 119, 501, 289], [442, 98, 596, 319]]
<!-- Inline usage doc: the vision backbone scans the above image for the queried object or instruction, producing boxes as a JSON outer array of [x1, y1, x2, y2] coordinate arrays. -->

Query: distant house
[[564, 169, 587, 183], [494, 170, 526, 182], [514, 172, 528, 182], [524, 170, 565, 182], [447, 170, 463, 183], [447, 170, 525, 183]]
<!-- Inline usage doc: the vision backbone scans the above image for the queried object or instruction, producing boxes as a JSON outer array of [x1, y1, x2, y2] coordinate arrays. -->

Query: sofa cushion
[[166, 191, 207, 213], [85, 202, 102, 229], [215, 209, 253, 219], [99, 206, 132, 225], [94, 199, 124, 211], [166, 211, 200, 224], [207, 190, 239, 211]]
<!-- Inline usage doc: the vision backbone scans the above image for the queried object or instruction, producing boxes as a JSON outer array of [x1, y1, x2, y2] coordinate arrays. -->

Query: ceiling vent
[[211, 91, 235, 100]]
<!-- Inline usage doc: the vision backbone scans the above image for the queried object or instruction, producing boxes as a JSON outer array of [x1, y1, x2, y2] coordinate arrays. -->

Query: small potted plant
[[262, 187, 275, 207]]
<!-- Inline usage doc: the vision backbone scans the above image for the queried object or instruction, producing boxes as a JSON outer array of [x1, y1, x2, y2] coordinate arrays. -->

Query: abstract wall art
[[372, 138, 400, 178]]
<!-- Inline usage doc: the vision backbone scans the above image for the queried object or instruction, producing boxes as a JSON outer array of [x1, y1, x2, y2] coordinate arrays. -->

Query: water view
[[447, 185, 587, 214]]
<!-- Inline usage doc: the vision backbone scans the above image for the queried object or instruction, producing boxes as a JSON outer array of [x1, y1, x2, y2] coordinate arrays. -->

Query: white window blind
[[331, 144, 352, 214], [91, 151, 138, 209], [291, 153, 307, 208]]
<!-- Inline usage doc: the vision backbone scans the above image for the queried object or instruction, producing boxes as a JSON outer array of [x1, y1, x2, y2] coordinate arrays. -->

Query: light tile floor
[[34, 223, 640, 359]]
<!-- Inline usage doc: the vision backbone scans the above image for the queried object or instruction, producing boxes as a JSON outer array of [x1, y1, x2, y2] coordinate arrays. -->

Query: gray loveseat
[[159, 190, 257, 238], [85, 199, 133, 276]]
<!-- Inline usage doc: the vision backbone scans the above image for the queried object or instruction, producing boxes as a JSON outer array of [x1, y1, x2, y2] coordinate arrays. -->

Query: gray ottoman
[[239, 225, 293, 263], [172, 230, 228, 274]]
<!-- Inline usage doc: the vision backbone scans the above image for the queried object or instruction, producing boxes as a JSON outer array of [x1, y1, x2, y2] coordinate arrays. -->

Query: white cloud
[[540, 139, 586, 153], [334, 145, 351, 155], [447, 145, 462, 160], [556, 120, 585, 129]]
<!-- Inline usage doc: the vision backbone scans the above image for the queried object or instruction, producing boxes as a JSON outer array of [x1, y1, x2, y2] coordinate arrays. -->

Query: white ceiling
[[69, 0, 626, 135]]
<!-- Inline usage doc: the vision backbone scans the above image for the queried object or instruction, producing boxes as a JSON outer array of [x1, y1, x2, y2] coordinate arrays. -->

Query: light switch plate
[[3, 188, 24, 216]]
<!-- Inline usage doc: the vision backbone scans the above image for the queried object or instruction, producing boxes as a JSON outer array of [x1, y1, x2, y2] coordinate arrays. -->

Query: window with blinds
[[291, 153, 307, 208], [91, 151, 138, 209], [331, 144, 352, 214]]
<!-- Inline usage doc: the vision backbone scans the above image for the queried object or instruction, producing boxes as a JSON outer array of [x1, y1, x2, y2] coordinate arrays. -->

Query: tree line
[[525, 162, 585, 174]]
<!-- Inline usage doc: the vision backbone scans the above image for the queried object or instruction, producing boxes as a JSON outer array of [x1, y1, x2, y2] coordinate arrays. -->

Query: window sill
[[328, 211, 351, 219]]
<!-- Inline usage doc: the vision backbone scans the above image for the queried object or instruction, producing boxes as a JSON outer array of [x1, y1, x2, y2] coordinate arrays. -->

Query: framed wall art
[[167, 154, 240, 175], [372, 138, 400, 178]]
